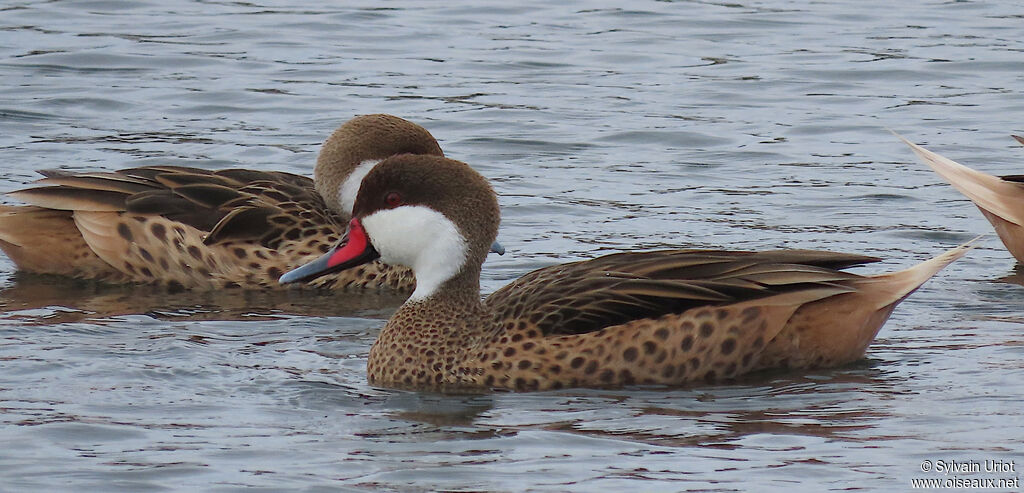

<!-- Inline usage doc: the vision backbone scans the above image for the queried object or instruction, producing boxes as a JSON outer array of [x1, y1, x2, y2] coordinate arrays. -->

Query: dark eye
[[384, 192, 403, 208]]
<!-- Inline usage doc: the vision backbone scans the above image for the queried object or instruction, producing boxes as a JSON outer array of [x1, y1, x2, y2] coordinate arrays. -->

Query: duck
[[280, 153, 971, 391], [0, 114, 499, 291], [902, 135, 1024, 263]]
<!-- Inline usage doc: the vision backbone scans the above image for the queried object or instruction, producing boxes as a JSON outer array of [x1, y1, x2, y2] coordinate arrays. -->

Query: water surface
[[1, 1, 1022, 491]]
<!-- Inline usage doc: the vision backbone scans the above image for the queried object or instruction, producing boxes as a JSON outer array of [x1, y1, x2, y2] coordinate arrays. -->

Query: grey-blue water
[[1, 1, 1022, 491]]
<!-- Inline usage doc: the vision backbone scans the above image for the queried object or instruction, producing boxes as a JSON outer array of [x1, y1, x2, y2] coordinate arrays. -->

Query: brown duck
[[903, 135, 1024, 263], [281, 154, 971, 391], [0, 114, 470, 290]]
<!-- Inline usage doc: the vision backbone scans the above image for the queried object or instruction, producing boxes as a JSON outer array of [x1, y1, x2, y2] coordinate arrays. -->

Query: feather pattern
[[485, 249, 875, 336], [0, 114, 447, 291]]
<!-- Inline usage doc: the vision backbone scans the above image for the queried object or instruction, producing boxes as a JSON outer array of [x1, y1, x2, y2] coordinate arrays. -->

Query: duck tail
[[851, 238, 976, 306], [899, 135, 1024, 227], [755, 240, 974, 370], [0, 205, 120, 279]]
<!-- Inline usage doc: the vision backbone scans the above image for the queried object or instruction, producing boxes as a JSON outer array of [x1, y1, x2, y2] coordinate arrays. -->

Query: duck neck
[[367, 267, 493, 388]]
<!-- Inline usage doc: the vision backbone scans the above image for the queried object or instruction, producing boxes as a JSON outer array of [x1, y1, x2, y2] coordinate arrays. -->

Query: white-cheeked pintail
[[281, 154, 971, 391], [0, 114, 500, 291]]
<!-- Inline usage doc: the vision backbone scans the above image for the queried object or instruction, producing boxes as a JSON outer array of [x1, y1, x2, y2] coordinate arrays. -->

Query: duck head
[[315, 114, 444, 216], [282, 154, 501, 300]]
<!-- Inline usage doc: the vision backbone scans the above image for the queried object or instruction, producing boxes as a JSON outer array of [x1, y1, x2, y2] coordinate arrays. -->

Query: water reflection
[[0, 273, 405, 324], [995, 263, 1024, 287]]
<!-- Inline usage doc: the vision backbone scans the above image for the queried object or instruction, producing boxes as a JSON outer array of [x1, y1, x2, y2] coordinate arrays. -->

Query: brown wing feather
[[8, 187, 131, 211], [485, 249, 875, 336]]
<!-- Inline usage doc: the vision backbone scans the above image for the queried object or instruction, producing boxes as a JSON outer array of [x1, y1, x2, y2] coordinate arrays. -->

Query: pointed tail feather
[[756, 240, 974, 370], [898, 135, 1024, 227], [851, 238, 978, 307]]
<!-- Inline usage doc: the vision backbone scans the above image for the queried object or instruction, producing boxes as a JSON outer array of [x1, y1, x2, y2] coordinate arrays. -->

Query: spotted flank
[[0, 114, 443, 291], [281, 154, 972, 391]]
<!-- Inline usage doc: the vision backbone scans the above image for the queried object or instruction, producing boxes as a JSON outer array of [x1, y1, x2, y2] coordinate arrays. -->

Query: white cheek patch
[[338, 159, 381, 215], [361, 205, 468, 301]]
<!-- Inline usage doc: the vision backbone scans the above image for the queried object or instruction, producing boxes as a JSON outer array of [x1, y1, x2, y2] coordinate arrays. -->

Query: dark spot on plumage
[[654, 351, 667, 364], [584, 360, 598, 375], [742, 352, 753, 367], [514, 377, 526, 389], [549, 365, 561, 374], [254, 250, 267, 260], [642, 341, 657, 355], [742, 307, 761, 323], [224, 282, 241, 289], [198, 267, 210, 276], [284, 228, 301, 241], [187, 245, 202, 260], [753, 336, 764, 348], [517, 360, 531, 370], [233, 248, 247, 259], [700, 322, 714, 338], [680, 335, 694, 352], [704, 370, 717, 383], [599, 369, 614, 383], [570, 357, 585, 369], [123, 262, 136, 274], [620, 370, 635, 385], [623, 347, 638, 362], [654, 328, 669, 341], [167, 280, 185, 293], [503, 347, 516, 357], [484, 375, 495, 386], [726, 362, 738, 375], [721, 338, 736, 355], [117, 223, 133, 242], [150, 223, 167, 242], [511, 333, 523, 343], [550, 381, 563, 390], [522, 342, 535, 351], [689, 357, 700, 370], [662, 365, 675, 379], [140, 267, 152, 277], [318, 244, 330, 253], [267, 267, 282, 279], [139, 248, 153, 262], [159, 258, 169, 270]]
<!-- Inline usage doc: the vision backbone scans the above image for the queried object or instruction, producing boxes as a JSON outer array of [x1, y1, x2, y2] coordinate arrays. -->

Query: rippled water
[[1, 1, 1023, 491]]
